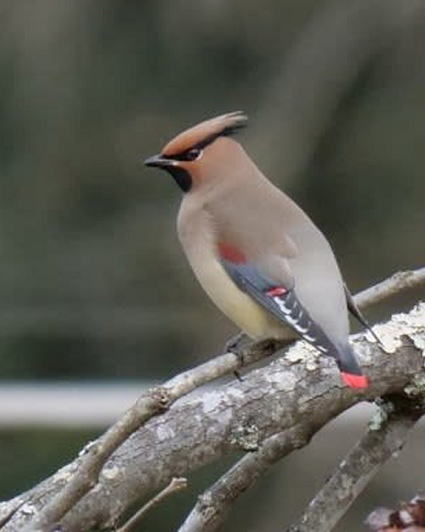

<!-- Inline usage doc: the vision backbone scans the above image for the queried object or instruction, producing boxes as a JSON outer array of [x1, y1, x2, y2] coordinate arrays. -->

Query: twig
[[287, 397, 425, 532], [117, 477, 187, 532], [355, 268, 425, 309], [17, 268, 424, 531], [178, 426, 312, 532]]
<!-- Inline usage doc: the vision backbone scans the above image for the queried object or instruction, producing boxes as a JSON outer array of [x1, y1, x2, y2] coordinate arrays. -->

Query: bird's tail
[[336, 344, 369, 389]]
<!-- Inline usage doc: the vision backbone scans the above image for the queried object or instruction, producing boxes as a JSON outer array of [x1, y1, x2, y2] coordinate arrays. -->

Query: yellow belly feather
[[190, 254, 292, 340]]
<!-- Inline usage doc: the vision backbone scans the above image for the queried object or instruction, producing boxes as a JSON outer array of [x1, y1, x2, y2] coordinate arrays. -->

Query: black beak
[[144, 154, 174, 168], [143, 153, 191, 192]]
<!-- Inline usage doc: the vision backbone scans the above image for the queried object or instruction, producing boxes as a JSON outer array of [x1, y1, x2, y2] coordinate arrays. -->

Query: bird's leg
[[224, 332, 250, 354], [256, 338, 292, 353], [224, 332, 251, 380], [224, 334, 292, 381]]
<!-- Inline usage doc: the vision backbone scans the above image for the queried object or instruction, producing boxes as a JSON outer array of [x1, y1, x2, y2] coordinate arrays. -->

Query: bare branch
[[287, 397, 424, 532], [179, 397, 424, 532], [117, 477, 187, 532], [1, 299, 423, 531], [354, 268, 425, 309], [179, 357, 425, 532], [177, 267, 425, 532], [25, 341, 278, 531], [178, 426, 312, 532], [20, 267, 423, 531]]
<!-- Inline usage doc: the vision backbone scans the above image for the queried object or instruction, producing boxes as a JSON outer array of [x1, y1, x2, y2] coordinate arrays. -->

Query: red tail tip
[[341, 372, 369, 389]]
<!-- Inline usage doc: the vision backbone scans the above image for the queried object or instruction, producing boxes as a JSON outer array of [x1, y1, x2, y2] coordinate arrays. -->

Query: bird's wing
[[217, 242, 367, 388], [219, 249, 338, 358]]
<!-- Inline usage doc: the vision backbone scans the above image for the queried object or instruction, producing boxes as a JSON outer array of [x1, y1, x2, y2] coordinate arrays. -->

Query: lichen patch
[[370, 302, 425, 355]]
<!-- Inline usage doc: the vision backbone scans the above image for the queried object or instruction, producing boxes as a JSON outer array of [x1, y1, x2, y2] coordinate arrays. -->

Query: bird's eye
[[185, 148, 203, 161]]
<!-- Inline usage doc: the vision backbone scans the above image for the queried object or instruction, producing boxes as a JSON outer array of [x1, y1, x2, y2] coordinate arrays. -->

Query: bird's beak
[[144, 154, 176, 168]]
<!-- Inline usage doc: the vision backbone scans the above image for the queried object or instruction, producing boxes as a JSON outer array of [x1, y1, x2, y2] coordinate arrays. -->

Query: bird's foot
[[253, 338, 293, 356], [224, 332, 250, 354], [224, 333, 252, 381], [225, 335, 291, 382]]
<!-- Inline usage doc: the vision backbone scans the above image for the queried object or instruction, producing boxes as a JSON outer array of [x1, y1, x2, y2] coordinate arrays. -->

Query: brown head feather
[[162, 111, 247, 157]]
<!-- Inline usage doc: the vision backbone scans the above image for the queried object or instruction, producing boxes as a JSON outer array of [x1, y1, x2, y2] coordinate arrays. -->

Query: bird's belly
[[190, 256, 292, 340]]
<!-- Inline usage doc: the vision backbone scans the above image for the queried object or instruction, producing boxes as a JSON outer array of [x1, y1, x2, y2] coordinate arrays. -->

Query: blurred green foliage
[[0, 427, 97, 499]]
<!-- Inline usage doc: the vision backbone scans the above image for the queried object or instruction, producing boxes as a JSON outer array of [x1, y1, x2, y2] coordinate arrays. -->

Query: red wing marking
[[266, 286, 287, 297], [218, 242, 247, 264]]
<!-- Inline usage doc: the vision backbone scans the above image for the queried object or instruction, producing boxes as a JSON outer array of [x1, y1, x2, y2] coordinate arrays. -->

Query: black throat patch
[[165, 166, 192, 193]]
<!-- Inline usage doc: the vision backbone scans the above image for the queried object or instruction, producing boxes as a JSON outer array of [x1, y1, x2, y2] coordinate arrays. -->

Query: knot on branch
[[404, 372, 425, 407], [138, 386, 171, 415], [371, 394, 425, 435]]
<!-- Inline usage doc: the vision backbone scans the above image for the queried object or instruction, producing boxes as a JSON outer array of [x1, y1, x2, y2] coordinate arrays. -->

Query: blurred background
[[0, 0, 424, 530]]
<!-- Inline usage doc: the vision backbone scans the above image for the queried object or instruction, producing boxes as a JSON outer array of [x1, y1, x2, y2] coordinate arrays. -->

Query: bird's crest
[[162, 111, 247, 157]]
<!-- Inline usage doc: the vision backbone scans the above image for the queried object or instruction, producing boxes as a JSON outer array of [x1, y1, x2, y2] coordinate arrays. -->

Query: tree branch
[[355, 268, 425, 309], [179, 397, 424, 532], [13, 268, 420, 531], [287, 396, 425, 532], [19, 263, 421, 531], [0, 291, 422, 530], [22, 337, 278, 531], [176, 267, 425, 531], [117, 477, 187, 532], [178, 426, 313, 532]]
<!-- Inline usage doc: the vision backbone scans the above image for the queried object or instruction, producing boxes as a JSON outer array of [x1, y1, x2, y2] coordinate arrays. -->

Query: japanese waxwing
[[145, 111, 369, 389]]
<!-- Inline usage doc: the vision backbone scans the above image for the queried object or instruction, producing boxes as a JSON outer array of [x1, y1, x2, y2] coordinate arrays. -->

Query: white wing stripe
[[270, 294, 329, 354]]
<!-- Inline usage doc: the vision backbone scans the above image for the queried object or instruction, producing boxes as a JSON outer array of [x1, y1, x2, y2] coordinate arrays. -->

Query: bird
[[145, 111, 369, 389]]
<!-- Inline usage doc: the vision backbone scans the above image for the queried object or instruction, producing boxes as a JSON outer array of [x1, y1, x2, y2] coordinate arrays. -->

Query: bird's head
[[144, 111, 247, 192]]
